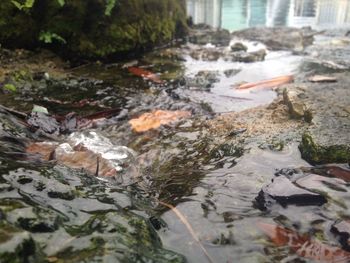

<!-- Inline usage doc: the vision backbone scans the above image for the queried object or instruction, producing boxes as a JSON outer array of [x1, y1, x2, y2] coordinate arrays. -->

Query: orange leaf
[[258, 222, 350, 263], [128, 67, 164, 84], [129, 110, 191, 132], [235, 75, 294, 90]]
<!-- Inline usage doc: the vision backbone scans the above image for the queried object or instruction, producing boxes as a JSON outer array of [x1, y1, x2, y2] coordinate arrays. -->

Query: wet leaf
[[128, 67, 164, 84], [26, 142, 58, 160], [235, 75, 294, 90], [258, 222, 350, 262], [54, 144, 117, 177], [129, 110, 191, 132], [26, 142, 117, 176], [32, 105, 49, 114]]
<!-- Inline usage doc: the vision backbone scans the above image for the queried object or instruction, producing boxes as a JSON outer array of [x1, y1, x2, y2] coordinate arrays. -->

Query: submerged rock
[[0, 221, 37, 263], [185, 70, 219, 90], [255, 176, 327, 210], [331, 220, 350, 252], [225, 49, 266, 63], [230, 42, 248, 52]]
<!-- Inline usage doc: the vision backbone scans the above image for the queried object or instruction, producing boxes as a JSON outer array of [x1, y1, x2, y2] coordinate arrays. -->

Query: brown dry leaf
[[55, 149, 117, 177], [235, 75, 294, 90], [258, 222, 350, 263], [129, 110, 191, 132], [308, 75, 337, 83], [26, 142, 117, 176], [26, 142, 58, 160]]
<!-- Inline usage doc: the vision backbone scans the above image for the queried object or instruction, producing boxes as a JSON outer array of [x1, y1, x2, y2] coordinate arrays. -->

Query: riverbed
[[0, 4, 350, 263]]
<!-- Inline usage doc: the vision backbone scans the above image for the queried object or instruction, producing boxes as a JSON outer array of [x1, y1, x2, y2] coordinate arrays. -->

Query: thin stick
[[0, 104, 27, 119], [158, 201, 214, 263]]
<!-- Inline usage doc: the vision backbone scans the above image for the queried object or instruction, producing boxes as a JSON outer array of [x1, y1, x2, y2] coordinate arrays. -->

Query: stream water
[[0, 2, 350, 263]]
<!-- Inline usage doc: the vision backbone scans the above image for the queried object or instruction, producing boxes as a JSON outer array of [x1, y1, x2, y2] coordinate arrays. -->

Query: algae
[[299, 132, 350, 164]]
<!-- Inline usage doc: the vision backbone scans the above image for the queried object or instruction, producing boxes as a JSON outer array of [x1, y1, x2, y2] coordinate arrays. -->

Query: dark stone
[[17, 175, 33, 185], [223, 69, 241, 78], [226, 49, 266, 63], [255, 176, 327, 210], [26, 112, 60, 134], [149, 216, 166, 231], [331, 220, 350, 252], [230, 42, 248, 52]]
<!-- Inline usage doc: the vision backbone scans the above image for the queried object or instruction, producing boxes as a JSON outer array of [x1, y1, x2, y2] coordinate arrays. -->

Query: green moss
[[0, 0, 188, 59], [299, 132, 350, 164]]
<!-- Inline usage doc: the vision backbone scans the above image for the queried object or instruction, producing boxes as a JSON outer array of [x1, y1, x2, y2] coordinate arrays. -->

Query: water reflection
[[186, 0, 350, 30]]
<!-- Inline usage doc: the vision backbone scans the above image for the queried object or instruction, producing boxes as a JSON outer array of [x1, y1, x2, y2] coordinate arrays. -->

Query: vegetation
[[0, 0, 187, 59]]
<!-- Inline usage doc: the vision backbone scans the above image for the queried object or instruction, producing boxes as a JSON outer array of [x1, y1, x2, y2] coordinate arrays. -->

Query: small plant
[[3, 84, 17, 93], [39, 31, 66, 44], [11, 0, 35, 10], [57, 0, 65, 6], [12, 0, 64, 10], [105, 0, 117, 16]]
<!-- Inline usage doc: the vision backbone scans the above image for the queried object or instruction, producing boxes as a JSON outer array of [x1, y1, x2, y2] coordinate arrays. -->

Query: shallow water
[[1, 7, 350, 263]]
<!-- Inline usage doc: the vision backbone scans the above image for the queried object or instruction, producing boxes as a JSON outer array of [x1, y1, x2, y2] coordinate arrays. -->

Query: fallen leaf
[[26, 142, 117, 176], [258, 222, 350, 263], [128, 67, 164, 84], [308, 75, 337, 83], [26, 142, 58, 160], [235, 75, 294, 90], [54, 145, 117, 177], [129, 110, 191, 132]]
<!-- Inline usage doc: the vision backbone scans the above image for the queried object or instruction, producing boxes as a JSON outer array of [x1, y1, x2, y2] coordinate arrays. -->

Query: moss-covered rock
[[0, 0, 188, 60], [299, 132, 350, 165], [0, 221, 38, 263]]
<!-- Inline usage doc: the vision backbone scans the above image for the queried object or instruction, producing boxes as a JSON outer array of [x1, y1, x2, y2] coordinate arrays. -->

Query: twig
[[158, 201, 214, 263], [0, 104, 27, 119]]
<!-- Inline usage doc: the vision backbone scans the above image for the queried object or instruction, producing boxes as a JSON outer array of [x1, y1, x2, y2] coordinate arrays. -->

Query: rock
[[283, 88, 308, 120], [299, 132, 350, 165], [26, 112, 60, 135], [232, 27, 316, 51], [331, 220, 350, 251], [223, 69, 241, 78], [255, 176, 327, 210], [190, 48, 223, 61], [189, 28, 231, 46], [230, 42, 248, 52], [279, 73, 350, 164], [185, 70, 219, 90], [6, 207, 60, 233], [225, 49, 266, 63]]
